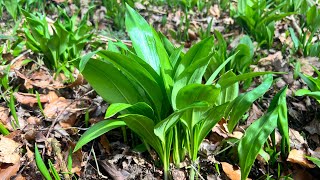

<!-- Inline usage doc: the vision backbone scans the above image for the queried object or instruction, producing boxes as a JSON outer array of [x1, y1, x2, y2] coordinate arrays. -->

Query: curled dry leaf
[[0, 136, 21, 164], [221, 162, 251, 180], [287, 149, 316, 168], [14, 91, 59, 106]]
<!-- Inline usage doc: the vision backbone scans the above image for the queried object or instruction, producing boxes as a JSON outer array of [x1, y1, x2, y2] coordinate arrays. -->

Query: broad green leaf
[[97, 51, 164, 116], [35, 144, 53, 180], [80, 56, 144, 104], [271, 86, 289, 156], [216, 71, 239, 104], [218, 71, 277, 89], [174, 36, 214, 79], [298, 73, 320, 91], [105, 102, 154, 120], [172, 49, 214, 109], [227, 75, 273, 132], [74, 120, 126, 152], [120, 114, 163, 158], [205, 53, 237, 85], [195, 103, 229, 149], [295, 89, 320, 102], [238, 108, 279, 180], [105, 103, 132, 118], [306, 156, 320, 168], [3, 0, 18, 20], [307, 5, 320, 33], [176, 84, 221, 110], [125, 4, 171, 78]]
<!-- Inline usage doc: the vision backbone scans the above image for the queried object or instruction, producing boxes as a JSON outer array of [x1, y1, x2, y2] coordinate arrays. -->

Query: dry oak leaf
[[287, 149, 316, 168], [0, 136, 21, 164]]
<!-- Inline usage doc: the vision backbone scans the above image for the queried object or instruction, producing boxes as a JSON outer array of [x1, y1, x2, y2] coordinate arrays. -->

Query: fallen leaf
[[0, 106, 10, 127], [297, 57, 320, 76], [209, 5, 220, 18], [289, 128, 306, 149], [304, 119, 320, 136], [0, 162, 20, 179], [43, 97, 83, 127], [221, 162, 251, 180], [0, 136, 21, 164], [287, 149, 315, 168], [14, 91, 59, 106]]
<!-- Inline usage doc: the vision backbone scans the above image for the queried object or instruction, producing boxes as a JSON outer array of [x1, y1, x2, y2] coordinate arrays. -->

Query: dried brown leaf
[[0, 162, 20, 179], [287, 149, 315, 168], [0, 136, 20, 164], [221, 162, 251, 180]]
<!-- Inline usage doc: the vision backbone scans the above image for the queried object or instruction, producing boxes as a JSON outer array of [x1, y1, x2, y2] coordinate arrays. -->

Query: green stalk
[[173, 126, 181, 167]]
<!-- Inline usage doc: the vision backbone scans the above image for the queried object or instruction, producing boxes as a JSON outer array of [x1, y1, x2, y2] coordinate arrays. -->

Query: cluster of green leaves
[[0, 0, 48, 21], [101, 0, 134, 30], [204, 31, 254, 77], [289, 4, 320, 57], [295, 68, 320, 102], [232, 0, 293, 48], [73, 5, 289, 180], [22, 9, 92, 81]]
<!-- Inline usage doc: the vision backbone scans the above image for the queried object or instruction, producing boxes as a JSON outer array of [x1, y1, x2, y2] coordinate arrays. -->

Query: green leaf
[[125, 4, 171, 76], [154, 101, 210, 143], [105, 103, 132, 118], [176, 84, 221, 110], [289, 28, 300, 51], [120, 114, 163, 158], [238, 108, 279, 180], [195, 103, 229, 149], [105, 102, 154, 120], [96, 51, 164, 117], [227, 75, 273, 132], [205, 53, 238, 85], [216, 71, 239, 105], [171, 37, 215, 109], [295, 89, 320, 102], [48, 160, 61, 180], [80, 55, 144, 105], [306, 156, 320, 168], [74, 120, 126, 152], [218, 71, 277, 89], [174, 36, 214, 79], [35, 144, 53, 180], [3, 0, 18, 20]]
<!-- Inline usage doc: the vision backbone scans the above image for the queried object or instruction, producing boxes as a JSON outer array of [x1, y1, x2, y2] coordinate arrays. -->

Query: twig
[[92, 147, 109, 179]]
